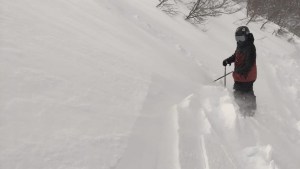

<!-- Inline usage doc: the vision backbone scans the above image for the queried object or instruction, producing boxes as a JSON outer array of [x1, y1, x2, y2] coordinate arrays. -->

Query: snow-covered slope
[[1, 0, 300, 169]]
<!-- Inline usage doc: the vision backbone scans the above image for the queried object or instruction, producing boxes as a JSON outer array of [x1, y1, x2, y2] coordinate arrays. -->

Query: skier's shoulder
[[245, 42, 256, 53]]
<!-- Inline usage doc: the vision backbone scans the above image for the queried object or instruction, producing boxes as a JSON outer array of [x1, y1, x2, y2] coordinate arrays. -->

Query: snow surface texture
[[1, 0, 300, 169]]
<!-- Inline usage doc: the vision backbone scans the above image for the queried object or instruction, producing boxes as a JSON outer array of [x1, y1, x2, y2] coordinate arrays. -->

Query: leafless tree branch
[[185, 0, 241, 24]]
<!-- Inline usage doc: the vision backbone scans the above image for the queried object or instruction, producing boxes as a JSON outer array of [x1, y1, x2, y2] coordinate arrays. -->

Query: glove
[[223, 59, 229, 66], [223, 55, 234, 66]]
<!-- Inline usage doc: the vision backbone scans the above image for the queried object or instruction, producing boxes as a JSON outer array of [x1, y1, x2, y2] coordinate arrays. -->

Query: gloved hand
[[223, 59, 229, 66], [223, 55, 234, 66]]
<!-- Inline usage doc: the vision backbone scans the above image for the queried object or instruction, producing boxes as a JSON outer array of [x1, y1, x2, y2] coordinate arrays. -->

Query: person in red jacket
[[223, 26, 257, 115]]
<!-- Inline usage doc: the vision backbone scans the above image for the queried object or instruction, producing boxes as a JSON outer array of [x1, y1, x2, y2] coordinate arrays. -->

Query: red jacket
[[233, 50, 257, 82], [226, 41, 257, 83]]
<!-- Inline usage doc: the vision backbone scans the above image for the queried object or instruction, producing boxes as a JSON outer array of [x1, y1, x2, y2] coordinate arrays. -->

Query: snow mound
[[240, 145, 278, 169]]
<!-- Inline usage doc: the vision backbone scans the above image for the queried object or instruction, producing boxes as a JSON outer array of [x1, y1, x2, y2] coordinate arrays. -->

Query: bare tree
[[156, 0, 179, 16], [246, 0, 300, 37], [245, 0, 266, 24], [157, 0, 169, 7], [185, 0, 241, 24]]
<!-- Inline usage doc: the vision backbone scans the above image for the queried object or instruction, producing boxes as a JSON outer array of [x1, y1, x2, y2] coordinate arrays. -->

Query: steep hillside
[[1, 0, 300, 169]]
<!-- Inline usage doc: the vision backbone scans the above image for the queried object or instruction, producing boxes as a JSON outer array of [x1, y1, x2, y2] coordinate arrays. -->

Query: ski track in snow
[[174, 86, 240, 169], [114, 75, 192, 169], [173, 85, 285, 169]]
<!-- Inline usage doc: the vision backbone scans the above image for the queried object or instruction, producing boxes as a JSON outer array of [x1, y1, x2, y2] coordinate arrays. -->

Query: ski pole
[[213, 71, 233, 82], [224, 66, 226, 87]]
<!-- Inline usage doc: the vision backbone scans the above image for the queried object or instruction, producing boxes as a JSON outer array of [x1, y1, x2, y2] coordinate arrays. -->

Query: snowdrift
[[1, 0, 300, 168]]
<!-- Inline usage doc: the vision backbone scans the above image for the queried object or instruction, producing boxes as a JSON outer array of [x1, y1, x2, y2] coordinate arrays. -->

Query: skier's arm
[[223, 53, 235, 66], [227, 53, 235, 64]]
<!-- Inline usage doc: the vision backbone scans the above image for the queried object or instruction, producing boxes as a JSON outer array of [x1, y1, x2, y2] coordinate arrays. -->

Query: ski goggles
[[235, 35, 246, 42]]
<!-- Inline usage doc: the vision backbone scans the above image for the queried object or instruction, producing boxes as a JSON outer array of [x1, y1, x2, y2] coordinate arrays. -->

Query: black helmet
[[235, 26, 250, 42], [235, 26, 250, 36]]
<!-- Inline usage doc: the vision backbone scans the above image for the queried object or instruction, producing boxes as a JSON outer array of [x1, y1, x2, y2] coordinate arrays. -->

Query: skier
[[222, 26, 257, 116]]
